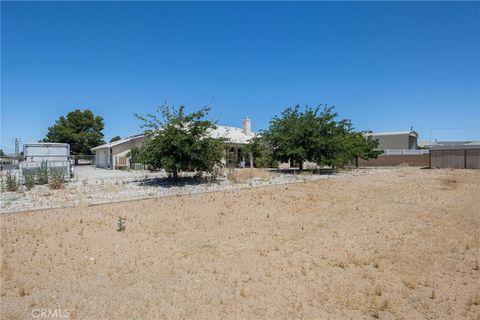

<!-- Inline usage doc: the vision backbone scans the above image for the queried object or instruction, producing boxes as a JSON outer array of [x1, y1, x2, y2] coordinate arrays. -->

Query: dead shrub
[[48, 169, 65, 190]]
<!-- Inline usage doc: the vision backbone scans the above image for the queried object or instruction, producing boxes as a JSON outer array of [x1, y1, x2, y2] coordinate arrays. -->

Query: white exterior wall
[[95, 149, 110, 168], [94, 136, 146, 169]]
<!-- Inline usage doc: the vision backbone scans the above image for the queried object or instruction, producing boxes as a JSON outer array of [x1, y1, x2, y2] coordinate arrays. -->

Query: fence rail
[[71, 155, 95, 166], [382, 149, 429, 155]]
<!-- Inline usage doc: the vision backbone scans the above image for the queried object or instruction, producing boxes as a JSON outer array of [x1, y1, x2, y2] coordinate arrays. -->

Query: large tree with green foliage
[[42, 109, 105, 155], [261, 105, 380, 169], [261, 105, 321, 169], [346, 133, 382, 168], [135, 104, 225, 180], [244, 135, 276, 168]]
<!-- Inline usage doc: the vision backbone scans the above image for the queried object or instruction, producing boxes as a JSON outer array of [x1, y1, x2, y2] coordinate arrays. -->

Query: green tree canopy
[[41, 109, 105, 155], [135, 104, 225, 180], [261, 105, 380, 169], [110, 136, 122, 143], [244, 135, 276, 168], [261, 106, 316, 169], [346, 133, 382, 168]]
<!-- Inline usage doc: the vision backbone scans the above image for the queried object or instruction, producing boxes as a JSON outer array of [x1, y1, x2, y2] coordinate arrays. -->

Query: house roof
[[91, 126, 254, 151], [365, 131, 418, 137], [91, 134, 145, 151], [433, 140, 475, 147], [208, 126, 255, 145], [430, 141, 480, 150]]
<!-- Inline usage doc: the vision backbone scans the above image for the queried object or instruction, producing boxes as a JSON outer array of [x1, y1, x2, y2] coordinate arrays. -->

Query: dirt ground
[[1, 168, 479, 319]]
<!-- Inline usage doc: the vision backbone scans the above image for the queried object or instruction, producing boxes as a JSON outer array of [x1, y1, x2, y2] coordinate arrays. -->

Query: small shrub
[[0, 178, 5, 192], [24, 174, 35, 191], [117, 217, 126, 232], [48, 169, 65, 190], [255, 156, 278, 168], [5, 171, 18, 192], [36, 161, 49, 185]]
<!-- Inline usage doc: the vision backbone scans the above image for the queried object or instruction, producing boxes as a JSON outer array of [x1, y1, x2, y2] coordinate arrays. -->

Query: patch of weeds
[[468, 293, 480, 307], [36, 161, 49, 185], [5, 171, 18, 192], [473, 259, 479, 271], [48, 169, 65, 190], [380, 299, 390, 311], [24, 174, 35, 191], [402, 279, 416, 290], [18, 287, 26, 297], [117, 217, 126, 232]]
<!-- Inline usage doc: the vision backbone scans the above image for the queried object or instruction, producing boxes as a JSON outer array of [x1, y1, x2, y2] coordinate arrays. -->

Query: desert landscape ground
[[1, 167, 479, 319]]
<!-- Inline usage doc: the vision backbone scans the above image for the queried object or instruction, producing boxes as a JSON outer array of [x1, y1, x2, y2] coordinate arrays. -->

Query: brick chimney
[[242, 117, 251, 136]]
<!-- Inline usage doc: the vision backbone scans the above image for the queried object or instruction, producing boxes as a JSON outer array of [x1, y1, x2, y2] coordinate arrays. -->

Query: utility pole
[[11, 138, 21, 156]]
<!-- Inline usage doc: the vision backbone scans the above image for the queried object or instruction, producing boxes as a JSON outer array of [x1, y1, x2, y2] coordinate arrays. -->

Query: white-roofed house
[[91, 134, 147, 169], [90, 117, 255, 169]]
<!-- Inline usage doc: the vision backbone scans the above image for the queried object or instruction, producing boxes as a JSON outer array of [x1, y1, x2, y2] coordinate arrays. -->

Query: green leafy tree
[[244, 135, 276, 168], [310, 107, 358, 168], [135, 104, 225, 180], [261, 106, 317, 169], [0, 149, 5, 157], [110, 136, 121, 143], [127, 147, 141, 164], [41, 109, 105, 155], [263, 105, 378, 169], [262, 105, 345, 169], [347, 133, 382, 168]]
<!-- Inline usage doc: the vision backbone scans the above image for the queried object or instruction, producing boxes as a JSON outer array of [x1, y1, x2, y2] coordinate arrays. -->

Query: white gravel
[[1, 166, 394, 213]]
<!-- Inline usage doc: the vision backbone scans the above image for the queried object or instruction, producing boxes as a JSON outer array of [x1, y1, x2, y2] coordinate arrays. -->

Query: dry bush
[[467, 293, 480, 307], [48, 169, 65, 190], [227, 168, 270, 183]]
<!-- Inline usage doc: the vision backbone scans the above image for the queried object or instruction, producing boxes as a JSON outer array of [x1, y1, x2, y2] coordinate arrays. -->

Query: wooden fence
[[430, 148, 480, 169]]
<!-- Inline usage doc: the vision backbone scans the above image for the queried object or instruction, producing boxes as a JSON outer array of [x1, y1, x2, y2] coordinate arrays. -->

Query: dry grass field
[[1, 168, 479, 319]]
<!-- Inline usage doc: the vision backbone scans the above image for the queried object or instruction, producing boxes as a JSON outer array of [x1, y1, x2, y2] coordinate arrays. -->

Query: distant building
[[418, 140, 478, 149], [91, 117, 255, 169], [365, 131, 418, 150]]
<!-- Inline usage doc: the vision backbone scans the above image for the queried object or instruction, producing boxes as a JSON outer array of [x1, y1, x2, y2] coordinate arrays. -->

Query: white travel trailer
[[19, 143, 74, 182]]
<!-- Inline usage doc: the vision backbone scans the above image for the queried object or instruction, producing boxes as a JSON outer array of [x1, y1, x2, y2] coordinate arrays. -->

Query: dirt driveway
[[1, 168, 479, 319]]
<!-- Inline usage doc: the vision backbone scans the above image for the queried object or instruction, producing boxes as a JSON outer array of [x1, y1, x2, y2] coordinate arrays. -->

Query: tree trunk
[[355, 156, 359, 168], [299, 161, 303, 171], [172, 168, 178, 180]]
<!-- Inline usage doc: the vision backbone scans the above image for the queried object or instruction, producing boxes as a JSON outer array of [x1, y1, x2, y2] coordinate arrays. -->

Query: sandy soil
[[1, 168, 479, 319]]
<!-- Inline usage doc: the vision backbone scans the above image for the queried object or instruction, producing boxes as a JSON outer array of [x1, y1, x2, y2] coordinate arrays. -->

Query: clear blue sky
[[2, 1, 479, 153]]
